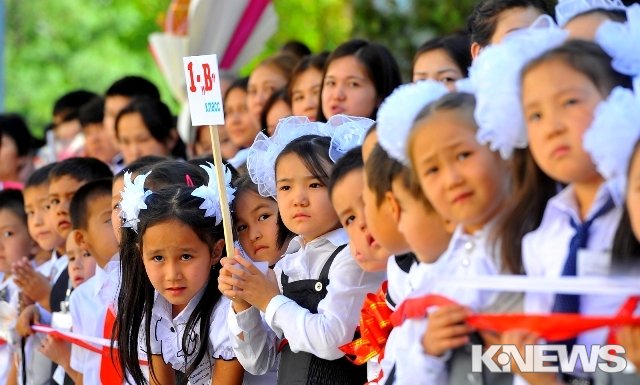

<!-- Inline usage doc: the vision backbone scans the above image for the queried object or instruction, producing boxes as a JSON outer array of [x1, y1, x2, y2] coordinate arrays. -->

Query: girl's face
[[392, 179, 452, 263], [411, 109, 510, 233], [117, 112, 172, 165], [234, 191, 284, 265], [275, 153, 340, 242], [0, 133, 21, 182], [225, 88, 260, 148], [247, 65, 288, 122], [413, 48, 464, 89], [321, 56, 378, 119], [66, 231, 96, 288], [331, 169, 389, 272], [142, 218, 223, 316], [0, 209, 35, 274], [522, 59, 604, 185], [111, 177, 124, 244], [627, 151, 640, 239], [291, 68, 323, 121], [563, 13, 610, 41], [265, 100, 292, 136]]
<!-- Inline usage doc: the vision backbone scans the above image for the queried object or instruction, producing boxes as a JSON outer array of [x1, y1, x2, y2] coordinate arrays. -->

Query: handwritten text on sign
[[183, 54, 225, 125]]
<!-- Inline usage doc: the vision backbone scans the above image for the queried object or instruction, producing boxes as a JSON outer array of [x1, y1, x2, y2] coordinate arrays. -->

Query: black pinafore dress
[[276, 244, 368, 385]]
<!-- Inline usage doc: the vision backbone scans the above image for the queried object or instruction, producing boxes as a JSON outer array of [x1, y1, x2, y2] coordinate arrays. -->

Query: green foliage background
[[3, 0, 476, 137]]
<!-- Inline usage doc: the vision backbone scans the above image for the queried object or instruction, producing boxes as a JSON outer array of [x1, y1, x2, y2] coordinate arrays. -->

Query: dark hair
[[232, 173, 294, 249], [522, 40, 633, 97], [0, 189, 27, 225], [611, 139, 640, 265], [78, 97, 105, 128], [105, 75, 160, 100], [275, 135, 333, 239], [115, 186, 224, 385], [69, 179, 112, 230], [280, 40, 312, 61], [113, 155, 167, 180], [140, 160, 209, 191], [317, 39, 402, 122], [53, 90, 98, 122], [24, 163, 57, 189], [224, 77, 249, 103], [49, 157, 113, 184], [259, 88, 291, 135], [364, 144, 405, 207], [0, 113, 34, 156], [491, 148, 558, 274], [467, 0, 552, 47], [565, 8, 627, 25], [287, 53, 329, 101], [115, 96, 187, 161], [329, 147, 364, 198], [413, 32, 472, 77]]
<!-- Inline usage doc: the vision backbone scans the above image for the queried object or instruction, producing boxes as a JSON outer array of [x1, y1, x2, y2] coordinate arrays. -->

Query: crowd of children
[[1, 0, 640, 384]]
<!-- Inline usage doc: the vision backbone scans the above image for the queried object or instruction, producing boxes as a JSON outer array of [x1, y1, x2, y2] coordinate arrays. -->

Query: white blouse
[[148, 289, 235, 385]]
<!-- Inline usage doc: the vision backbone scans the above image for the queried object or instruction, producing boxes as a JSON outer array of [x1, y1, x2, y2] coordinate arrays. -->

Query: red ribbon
[[340, 282, 394, 365], [219, 0, 271, 69], [100, 307, 124, 385], [391, 294, 640, 342]]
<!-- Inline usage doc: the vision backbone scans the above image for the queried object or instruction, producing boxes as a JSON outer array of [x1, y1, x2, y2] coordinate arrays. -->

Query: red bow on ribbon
[[340, 281, 394, 365], [391, 294, 640, 342]]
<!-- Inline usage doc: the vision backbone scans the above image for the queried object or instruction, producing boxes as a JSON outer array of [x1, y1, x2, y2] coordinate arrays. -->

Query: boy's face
[[0, 209, 35, 274], [24, 185, 65, 251], [48, 176, 85, 240], [331, 169, 390, 272], [392, 178, 452, 264], [361, 171, 409, 256], [104, 95, 131, 148], [84, 194, 119, 261], [66, 230, 96, 288], [111, 177, 124, 244]]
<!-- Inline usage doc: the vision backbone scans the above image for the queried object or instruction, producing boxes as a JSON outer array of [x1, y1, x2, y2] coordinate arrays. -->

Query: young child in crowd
[[224, 77, 261, 169], [260, 89, 292, 136], [0, 189, 38, 385], [115, 164, 243, 385], [317, 39, 402, 121], [37, 230, 96, 384], [288, 53, 327, 121], [79, 97, 119, 167], [220, 117, 385, 384]]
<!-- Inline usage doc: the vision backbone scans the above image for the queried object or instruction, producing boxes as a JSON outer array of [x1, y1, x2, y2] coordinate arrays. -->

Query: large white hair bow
[[376, 80, 450, 165], [119, 171, 153, 233], [555, 0, 626, 26], [191, 162, 236, 225], [326, 114, 375, 162], [470, 15, 568, 159], [596, 4, 640, 77], [583, 78, 640, 205]]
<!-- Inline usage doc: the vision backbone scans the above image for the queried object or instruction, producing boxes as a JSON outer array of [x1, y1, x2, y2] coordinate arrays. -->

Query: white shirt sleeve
[[208, 298, 235, 361], [227, 303, 279, 375], [393, 319, 450, 385], [68, 291, 86, 373], [264, 250, 385, 360]]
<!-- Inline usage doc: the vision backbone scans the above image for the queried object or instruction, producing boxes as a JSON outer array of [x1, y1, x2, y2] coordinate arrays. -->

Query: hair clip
[[119, 171, 153, 233], [191, 162, 235, 225]]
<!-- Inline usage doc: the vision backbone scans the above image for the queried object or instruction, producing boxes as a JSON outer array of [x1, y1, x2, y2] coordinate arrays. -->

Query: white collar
[[153, 287, 205, 324], [548, 181, 617, 223], [284, 228, 349, 254]]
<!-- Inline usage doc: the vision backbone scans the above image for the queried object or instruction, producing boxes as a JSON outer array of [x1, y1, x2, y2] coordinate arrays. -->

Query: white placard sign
[[183, 54, 225, 125]]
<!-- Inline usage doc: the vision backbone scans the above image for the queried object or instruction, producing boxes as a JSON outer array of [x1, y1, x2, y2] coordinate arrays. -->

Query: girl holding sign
[[115, 164, 243, 385]]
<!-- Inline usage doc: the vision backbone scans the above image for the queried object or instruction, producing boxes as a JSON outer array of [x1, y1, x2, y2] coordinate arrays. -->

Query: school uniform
[[148, 289, 235, 385], [390, 224, 521, 385], [228, 293, 280, 384], [0, 275, 19, 385], [69, 255, 121, 385], [522, 183, 624, 383], [263, 228, 385, 385]]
